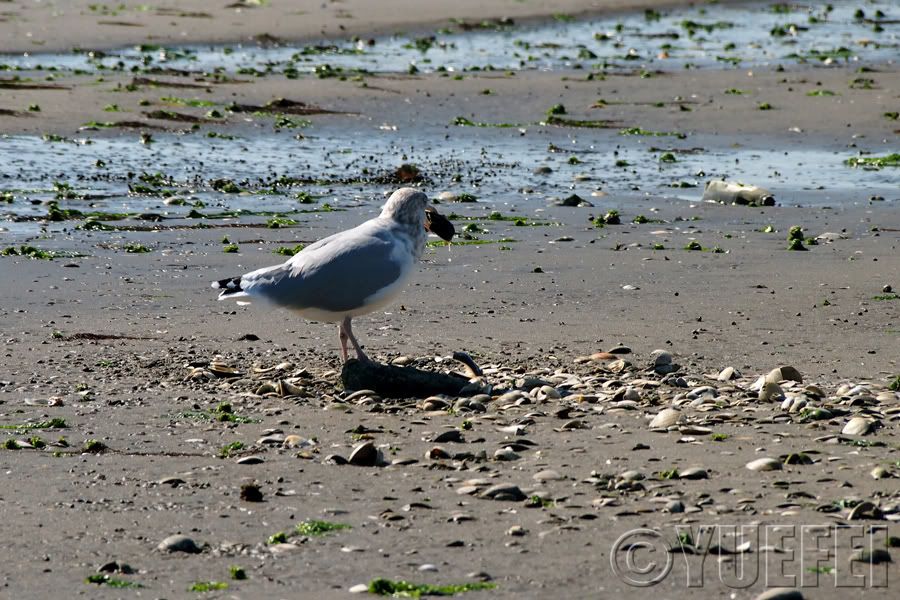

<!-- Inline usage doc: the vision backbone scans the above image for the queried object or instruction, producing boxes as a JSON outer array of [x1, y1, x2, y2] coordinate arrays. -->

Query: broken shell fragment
[[702, 179, 774, 206]]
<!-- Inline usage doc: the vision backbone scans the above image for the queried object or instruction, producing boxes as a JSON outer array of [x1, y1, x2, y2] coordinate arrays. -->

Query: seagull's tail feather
[[212, 276, 249, 300]]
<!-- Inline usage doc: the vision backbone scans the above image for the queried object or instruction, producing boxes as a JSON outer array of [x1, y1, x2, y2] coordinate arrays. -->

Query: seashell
[[253, 361, 293, 374], [842, 417, 874, 436], [746, 457, 782, 472], [870, 467, 893, 480], [255, 381, 278, 395], [276, 379, 305, 397], [185, 367, 214, 381], [847, 501, 883, 521], [537, 385, 561, 400], [48, 396, 65, 407], [702, 180, 774, 206], [765, 366, 802, 384], [349, 441, 379, 466], [208, 362, 242, 378], [718, 367, 740, 381], [758, 382, 784, 402], [649, 408, 681, 429]]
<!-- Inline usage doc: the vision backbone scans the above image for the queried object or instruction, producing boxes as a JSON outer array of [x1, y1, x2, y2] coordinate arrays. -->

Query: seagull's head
[[382, 187, 455, 242]]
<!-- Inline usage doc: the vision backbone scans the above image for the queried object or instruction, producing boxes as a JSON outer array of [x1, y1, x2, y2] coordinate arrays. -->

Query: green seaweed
[[0, 418, 68, 431], [368, 578, 496, 597], [85, 574, 143, 588], [160, 96, 218, 107], [273, 244, 305, 256], [266, 217, 297, 228], [83, 439, 107, 453], [619, 127, 684, 138], [452, 116, 520, 128], [267, 531, 288, 545], [219, 441, 245, 458], [844, 154, 900, 169], [295, 519, 352, 537], [1, 245, 58, 260], [124, 243, 152, 253], [189, 581, 228, 592], [547, 115, 615, 128]]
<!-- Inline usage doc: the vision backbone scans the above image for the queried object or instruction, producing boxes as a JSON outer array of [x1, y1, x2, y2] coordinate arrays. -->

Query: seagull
[[212, 188, 455, 362]]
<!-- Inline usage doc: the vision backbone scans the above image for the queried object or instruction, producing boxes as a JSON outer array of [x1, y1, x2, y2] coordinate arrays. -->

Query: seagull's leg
[[342, 316, 369, 362], [338, 322, 350, 363]]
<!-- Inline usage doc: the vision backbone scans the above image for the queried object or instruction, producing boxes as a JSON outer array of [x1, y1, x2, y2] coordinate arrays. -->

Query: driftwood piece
[[341, 359, 471, 399]]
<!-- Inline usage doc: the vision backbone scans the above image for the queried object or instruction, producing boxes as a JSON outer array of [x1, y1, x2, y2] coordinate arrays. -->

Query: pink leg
[[338, 323, 349, 362], [341, 316, 369, 362]]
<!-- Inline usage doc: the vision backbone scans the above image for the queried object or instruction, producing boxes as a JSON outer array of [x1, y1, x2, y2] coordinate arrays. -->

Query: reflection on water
[[1, 124, 895, 235], [1, 2, 896, 74]]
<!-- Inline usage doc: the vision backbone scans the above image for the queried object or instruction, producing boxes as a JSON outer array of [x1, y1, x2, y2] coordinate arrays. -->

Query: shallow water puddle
[[1, 2, 896, 75], [1, 126, 895, 235]]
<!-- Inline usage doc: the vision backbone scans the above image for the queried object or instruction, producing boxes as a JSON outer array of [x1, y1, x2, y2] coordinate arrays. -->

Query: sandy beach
[[1, 0, 898, 598]]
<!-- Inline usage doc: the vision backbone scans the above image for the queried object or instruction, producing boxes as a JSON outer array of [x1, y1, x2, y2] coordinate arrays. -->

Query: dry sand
[[1, 0, 898, 598]]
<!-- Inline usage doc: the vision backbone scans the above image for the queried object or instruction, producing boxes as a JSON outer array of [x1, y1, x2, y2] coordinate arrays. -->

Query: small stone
[[349, 584, 369, 594], [433, 430, 464, 443], [158, 476, 186, 487], [240, 483, 263, 502], [665, 500, 685, 513], [493, 447, 520, 461], [679, 467, 708, 480], [236, 456, 264, 465], [753, 589, 805, 600], [348, 441, 378, 466], [418, 564, 439, 572], [746, 458, 782, 472], [157, 534, 201, 554], [533, 469, 563, 482], [507, 525, 528, 536], [480, 484, 527, 501], [650, 349, 672, 366], [850, 548, 892, 565]]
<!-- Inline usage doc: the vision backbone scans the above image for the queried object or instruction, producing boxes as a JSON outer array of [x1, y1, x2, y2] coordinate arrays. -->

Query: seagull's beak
[[424, 206, 455, 242]]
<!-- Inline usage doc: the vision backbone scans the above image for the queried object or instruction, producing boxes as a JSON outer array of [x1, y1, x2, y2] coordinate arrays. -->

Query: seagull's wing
[[218, 221, 409, 315]]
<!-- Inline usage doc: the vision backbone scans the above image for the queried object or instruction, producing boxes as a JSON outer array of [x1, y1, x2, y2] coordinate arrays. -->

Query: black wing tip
[[213, 276, 243, 296]]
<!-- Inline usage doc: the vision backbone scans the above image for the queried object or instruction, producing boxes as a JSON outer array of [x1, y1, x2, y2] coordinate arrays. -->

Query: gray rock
[[753, 588, 804, 600], [157, 534, 201, 554], [480, 484, 527, 501]]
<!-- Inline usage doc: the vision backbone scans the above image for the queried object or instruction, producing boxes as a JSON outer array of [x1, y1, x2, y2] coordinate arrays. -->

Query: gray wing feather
[[241, 224, 403, 313]]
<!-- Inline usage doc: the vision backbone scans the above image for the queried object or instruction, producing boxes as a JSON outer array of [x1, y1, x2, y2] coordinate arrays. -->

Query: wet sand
[[1, 1, 899, 598]]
